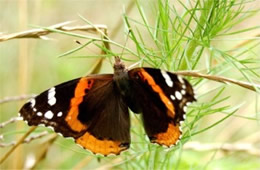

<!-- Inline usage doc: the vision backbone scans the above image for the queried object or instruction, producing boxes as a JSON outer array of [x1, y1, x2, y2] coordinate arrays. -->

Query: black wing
[[19, 74, 130, 155], [128, 68, 196, 146]]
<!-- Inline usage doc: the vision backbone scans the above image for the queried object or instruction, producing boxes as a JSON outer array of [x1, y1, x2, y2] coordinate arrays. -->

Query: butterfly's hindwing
[[76, 80, 130, 155]]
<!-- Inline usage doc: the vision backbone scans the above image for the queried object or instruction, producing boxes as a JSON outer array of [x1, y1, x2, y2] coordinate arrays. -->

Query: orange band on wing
[[138, 69, 175, 118], [65, 78, 94, 132], [152, 123, 181, 146], [76, 132, 128, 155]]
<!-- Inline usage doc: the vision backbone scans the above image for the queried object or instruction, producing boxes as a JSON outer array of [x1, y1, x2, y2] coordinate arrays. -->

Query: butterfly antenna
[[115, 29, 131, 63], [114, 30, 131, 72]]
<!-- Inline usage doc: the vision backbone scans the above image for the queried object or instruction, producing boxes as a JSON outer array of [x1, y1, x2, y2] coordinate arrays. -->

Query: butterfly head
[[113, 56, 128, 78]]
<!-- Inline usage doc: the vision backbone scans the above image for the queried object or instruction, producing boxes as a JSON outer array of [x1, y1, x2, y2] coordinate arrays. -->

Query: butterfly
[[19, 56, 196, 156]]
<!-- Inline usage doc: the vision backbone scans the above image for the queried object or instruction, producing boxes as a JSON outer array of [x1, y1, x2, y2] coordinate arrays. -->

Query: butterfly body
[[19, 57, 196, 155]]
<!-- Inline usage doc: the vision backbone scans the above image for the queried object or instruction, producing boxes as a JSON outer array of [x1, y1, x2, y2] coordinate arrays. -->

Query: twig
[[0, 141, 16, 148], [0, 131, 48, 148], [23, 131, 49, 144], [184, 141, 260, 156], [175, 71, 260, 92], [0, 117, 23, 128], [0, 126, 37, 164], [0, 21, 107, 42], [0, 94, 35, 104]]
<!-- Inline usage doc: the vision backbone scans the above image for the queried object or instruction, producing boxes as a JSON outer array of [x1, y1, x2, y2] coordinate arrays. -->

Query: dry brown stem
[[175, 71, 260, 92], [0, 21, 107, 42], [0, 117, 23, 128], [0, 94, 35, 104], [0, 131, 48, 148]]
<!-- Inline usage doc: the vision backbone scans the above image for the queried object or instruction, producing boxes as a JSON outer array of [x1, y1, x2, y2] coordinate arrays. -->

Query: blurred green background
[[1, 0, 260, 169]]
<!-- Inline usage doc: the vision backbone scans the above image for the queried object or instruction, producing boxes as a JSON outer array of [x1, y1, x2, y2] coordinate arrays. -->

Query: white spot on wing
[[66, 137, 75, 141], [36, 112, 43, 116], [44, 111, 54, 119], [177, 75, 184, 84], [48, 87, 55, 95], [170, 95, 175, 100], [30, 99, 36, 108], [48, 98, 56, 106], [47, 126, 54, 131], [57, 133, 63, 137], [179, 134, 182, 141], [174, 140, 180, 146], [175, 91, 182, 100], [161, 70, 173, 87], [181, 89, 186, 95], [48, 87, 56, 106], [186, 102, 191, 106], [183, 106, 187, 112], [178, 134, 183, 140], [76, 143, 84, 149], [57, 111, 63, 117], [33, 108, 37, 112]]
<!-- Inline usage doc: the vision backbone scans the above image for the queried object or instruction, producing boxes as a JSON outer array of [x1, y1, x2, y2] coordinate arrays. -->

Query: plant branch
[[175, 71, 260, 92], [0, 117, 23, 128], [0, 131, 48, 148], [0, 94, 35, 104], [0, 21, 107, 42]]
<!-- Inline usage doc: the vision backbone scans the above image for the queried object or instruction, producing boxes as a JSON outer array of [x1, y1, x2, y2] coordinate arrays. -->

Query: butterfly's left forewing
[[20, 77, 89, 138], [19, 74, 130, 155]]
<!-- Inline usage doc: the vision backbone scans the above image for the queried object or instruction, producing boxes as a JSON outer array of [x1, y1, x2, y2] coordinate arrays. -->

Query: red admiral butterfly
[[19, 56, 196, 156]]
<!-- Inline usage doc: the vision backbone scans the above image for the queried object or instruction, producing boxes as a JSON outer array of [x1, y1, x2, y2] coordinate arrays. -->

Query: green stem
[[180, 0, 215, 70]]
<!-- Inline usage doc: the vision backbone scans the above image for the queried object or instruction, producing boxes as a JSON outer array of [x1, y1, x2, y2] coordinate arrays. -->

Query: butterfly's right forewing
[[128, 68, 196, 147]]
